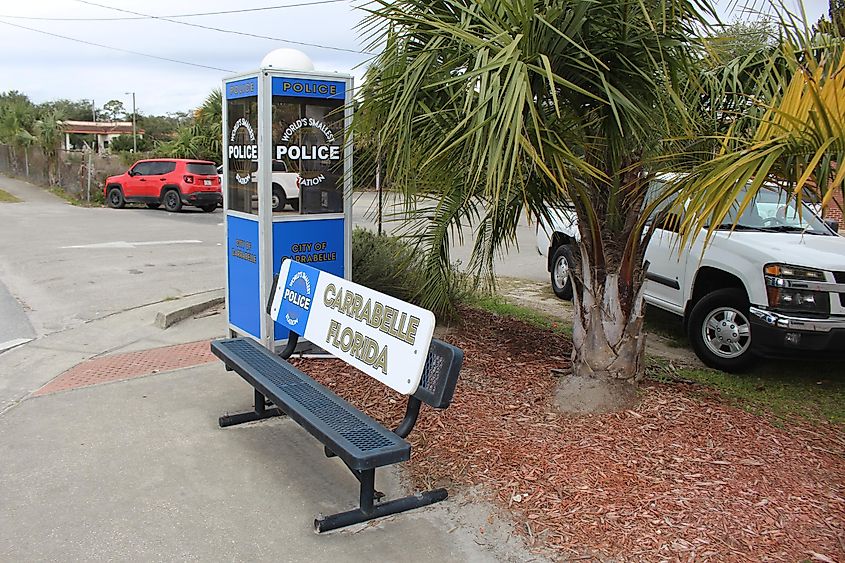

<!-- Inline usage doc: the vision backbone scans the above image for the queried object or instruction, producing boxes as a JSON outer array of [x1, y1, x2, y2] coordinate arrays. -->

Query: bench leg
[[219, 389, 286, 428], [314, 468, 448, 533]]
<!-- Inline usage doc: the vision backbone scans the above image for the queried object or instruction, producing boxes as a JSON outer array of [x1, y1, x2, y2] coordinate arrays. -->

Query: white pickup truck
[[537, 183, 845, 371], [217, 161, 300, 212]]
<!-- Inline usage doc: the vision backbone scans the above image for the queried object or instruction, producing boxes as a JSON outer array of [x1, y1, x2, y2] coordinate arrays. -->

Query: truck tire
[[288, 198, 300, 212], [550, 245, 574, 300], [272, 184, 285, 212], [688, 288, 756, 372]]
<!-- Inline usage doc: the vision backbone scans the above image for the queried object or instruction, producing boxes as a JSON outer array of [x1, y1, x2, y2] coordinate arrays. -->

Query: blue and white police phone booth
[[222, 49, 353, 351]]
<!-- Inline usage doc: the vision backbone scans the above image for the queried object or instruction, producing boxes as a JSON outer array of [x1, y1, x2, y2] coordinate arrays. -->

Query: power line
[[0, 19, 236, 73], [0, 0, 348, 22], [73, 0, 375, 56]]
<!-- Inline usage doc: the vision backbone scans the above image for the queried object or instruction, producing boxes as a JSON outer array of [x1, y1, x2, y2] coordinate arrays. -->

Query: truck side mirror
[[824, 219, 839, 233]]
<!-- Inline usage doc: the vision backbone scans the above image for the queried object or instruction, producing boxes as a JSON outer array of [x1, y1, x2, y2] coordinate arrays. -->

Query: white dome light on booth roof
[[261, 49, 315, 71]]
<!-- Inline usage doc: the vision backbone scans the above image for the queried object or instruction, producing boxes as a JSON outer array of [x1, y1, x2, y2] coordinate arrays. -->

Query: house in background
[[60, 120, 144, 154]]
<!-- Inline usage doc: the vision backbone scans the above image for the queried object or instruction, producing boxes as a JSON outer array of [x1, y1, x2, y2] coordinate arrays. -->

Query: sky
[[0, 0, 833, 118]]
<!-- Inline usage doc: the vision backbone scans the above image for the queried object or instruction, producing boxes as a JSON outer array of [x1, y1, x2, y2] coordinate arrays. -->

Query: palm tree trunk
[[570, 245, 647, 382], [24, 147, 29, 177], [555, 247, 646, 413], [557, 169, 651, 412]]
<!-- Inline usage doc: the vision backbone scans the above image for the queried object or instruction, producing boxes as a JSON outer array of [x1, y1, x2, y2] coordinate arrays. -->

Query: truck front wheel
[[550, 245, 574, 300], [688, 288, 756, 372], [271, 184, 285, 212]]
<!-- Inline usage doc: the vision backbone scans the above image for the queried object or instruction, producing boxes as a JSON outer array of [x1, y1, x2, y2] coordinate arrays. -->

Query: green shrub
[[351, 227, 468, 319]]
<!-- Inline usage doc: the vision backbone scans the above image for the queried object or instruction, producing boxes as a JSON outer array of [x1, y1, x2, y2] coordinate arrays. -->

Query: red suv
[[104, 159, 222, 213]]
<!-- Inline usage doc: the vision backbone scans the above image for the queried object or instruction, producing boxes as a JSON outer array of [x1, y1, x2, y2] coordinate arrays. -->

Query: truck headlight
[[764, 264, 830, 315]]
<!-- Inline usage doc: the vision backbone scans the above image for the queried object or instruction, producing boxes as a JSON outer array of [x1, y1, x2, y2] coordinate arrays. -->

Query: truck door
[[642, 181, 687, 313]]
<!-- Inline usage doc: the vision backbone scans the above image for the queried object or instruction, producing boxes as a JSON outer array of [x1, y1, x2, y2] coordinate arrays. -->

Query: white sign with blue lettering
[[269, 259, 436, 395]]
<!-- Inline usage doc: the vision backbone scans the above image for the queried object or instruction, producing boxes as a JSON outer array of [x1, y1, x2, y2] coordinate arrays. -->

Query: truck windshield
[[710, 187, 831, 235]]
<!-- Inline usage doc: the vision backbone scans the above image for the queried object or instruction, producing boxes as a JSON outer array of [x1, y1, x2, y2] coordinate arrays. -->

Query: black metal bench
[[211, 330, 463, 532]]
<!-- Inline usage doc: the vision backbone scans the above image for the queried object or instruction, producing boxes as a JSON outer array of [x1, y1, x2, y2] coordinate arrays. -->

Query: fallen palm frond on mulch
[[294, 307, 845, 562]]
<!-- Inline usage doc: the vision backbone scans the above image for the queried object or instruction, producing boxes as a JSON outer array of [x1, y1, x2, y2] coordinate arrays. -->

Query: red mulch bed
[[293, 307, 845, 562]]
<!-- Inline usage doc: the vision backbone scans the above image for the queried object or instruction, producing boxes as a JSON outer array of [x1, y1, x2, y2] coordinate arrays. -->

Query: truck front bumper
[[749, 306, 845, 358]]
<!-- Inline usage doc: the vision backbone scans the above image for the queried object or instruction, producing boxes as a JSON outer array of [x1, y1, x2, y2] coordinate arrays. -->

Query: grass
[[49, 187, 103, 207], [648, 357, 845, 426], [471, 294, 573, 337], [0, 188, 21, 203], [475, 292, 844, 426]]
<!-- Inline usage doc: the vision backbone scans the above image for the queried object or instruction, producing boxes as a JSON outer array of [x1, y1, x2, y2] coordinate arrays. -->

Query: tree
[[40, 98, 95, 122], [359, 0, 722, 396], [678, 38, 845, 241], [0, 92, 36, 174], [159, 89, 222, 163], [109, 133, 150, 153], [831, 0, 845, 35], [32, 111, 63, 185], [102, 99, 126, 122]]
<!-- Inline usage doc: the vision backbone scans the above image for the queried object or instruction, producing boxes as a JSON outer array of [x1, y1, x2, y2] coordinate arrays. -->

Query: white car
[[537, 182, 845, 371]]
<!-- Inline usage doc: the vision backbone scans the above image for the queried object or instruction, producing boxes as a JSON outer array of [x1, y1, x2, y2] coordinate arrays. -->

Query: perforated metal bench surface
[[212, 337, 410, 471]]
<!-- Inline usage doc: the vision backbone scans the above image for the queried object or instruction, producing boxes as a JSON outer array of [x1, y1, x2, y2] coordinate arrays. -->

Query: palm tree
[[678, 33, 844, 238], [159, 89, 222, 163], [32, 111, 63, 185], [360, 0, 716, 392], [0, 96, 36, 174]]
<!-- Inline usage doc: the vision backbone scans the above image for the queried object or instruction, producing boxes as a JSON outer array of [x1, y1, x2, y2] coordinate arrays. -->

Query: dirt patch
[[497, 277, 706, 368], [295, 307, 845, 561], [555, 374, 638, 414]]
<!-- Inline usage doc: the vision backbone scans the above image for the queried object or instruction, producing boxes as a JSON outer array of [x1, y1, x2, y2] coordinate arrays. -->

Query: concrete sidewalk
[[0, 296, 536, 562]]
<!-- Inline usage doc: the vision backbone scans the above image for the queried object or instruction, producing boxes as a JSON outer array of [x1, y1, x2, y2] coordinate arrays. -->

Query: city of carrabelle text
[[232, 239, 257, 263], [285, 241, 336, 264], [321, 283, 421, 374]]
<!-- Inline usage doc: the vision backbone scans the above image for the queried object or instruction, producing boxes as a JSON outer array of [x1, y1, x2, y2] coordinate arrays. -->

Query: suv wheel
[[551, 245, 574, 300], [271, 184, 285, 212], [107, 187, 125, 209], [163, 190, 182, 213], [688, 288, 756, 372]]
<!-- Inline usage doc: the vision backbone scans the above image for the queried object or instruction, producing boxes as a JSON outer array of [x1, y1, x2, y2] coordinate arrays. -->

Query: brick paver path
[[35, 340, 216, 396]]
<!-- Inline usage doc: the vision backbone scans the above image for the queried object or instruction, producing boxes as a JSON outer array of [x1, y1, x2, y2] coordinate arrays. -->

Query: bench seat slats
[[212, 338, 411, 471]]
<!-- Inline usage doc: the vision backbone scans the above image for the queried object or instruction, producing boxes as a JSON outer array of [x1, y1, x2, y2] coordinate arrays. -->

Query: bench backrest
[[270, 259, 449, 397], [414, 339, 463, 409]]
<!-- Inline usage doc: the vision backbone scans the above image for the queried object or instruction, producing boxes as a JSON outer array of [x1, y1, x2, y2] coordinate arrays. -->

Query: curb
[[155, 290, 224, 329]]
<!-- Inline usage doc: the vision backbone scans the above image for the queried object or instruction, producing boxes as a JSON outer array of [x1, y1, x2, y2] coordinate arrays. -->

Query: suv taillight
[[183, 175, 194, 184]]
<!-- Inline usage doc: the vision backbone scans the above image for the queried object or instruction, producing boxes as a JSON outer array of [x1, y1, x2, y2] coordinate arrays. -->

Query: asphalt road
[[0, 177, 226, 342], [0, 177, 548, 348]]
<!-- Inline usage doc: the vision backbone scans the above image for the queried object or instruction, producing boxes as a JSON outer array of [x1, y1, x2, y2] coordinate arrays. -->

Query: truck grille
[[835, 272, 845, 307]]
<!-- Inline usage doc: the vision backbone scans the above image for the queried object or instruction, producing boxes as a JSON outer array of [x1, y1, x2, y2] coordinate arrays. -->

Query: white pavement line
[[0, 338, 32, 353], [61, 240, 203, 249]]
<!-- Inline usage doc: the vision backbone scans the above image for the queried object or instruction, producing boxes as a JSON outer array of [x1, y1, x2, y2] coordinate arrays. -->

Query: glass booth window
[[226, 96, 259, 214], [272, 96, 344, 214]]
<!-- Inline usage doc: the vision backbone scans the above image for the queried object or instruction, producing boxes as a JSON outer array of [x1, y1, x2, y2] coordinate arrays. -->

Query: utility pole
[[376, 139, 382, 236], [92, 99, 96, 122], [125, 92, 137, 153]]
